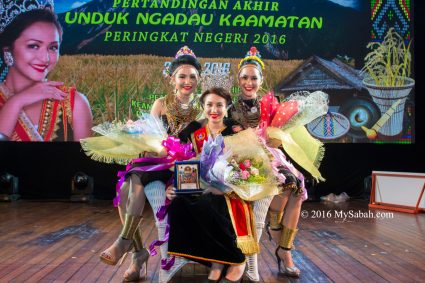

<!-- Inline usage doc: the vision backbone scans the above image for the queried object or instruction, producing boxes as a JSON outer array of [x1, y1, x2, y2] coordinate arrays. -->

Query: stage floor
[[0, 199, 424, 282]]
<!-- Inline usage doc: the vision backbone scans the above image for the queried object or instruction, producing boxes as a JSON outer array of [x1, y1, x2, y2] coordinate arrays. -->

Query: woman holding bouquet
[[229, 47, 326, 279], [166, 87, 253, 283], [98, 46, 202, 282]]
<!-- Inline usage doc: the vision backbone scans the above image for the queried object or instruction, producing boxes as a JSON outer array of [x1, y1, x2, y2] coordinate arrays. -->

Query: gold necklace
[[207, 123, 225, 137], [164, 94, 200, 136]]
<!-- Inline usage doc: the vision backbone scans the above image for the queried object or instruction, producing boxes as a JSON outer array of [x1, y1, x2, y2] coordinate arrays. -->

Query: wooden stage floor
[[0, 199, 424, 283]]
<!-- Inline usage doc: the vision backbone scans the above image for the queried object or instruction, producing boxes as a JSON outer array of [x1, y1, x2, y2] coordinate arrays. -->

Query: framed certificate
[[174, 161, 202, 194]]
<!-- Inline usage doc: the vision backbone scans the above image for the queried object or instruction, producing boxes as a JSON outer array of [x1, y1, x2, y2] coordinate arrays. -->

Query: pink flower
[[250, 168, 259, 176], [241, 170, 251, 180], [243, 160, 251, 168]]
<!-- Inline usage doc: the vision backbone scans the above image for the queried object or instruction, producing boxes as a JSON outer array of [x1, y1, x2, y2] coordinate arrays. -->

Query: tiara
[[0, 0, 54, 33], [238, 46, 265, 70], [175, 45, 196, 59], [201, 73, 233, 93], [164, 45, 197, 76]]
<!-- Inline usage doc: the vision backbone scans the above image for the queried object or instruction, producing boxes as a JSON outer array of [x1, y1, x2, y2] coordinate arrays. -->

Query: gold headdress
[[238, 46, 265, 71]]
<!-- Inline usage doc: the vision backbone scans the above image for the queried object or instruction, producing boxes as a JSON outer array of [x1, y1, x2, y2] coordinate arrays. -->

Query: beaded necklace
[[164, 94, 200, 136], [231, 97, 261, 129]]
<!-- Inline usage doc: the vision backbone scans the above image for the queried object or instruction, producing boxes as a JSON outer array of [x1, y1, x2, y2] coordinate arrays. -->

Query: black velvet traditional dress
[[167, 119, 246, 265]]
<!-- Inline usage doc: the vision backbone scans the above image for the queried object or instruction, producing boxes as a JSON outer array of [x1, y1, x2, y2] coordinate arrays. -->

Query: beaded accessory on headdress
[[174, 45, 196, 59], [164, 45, 197, 76], [0, 0, 54, 34], [238, 46, 265, 71]]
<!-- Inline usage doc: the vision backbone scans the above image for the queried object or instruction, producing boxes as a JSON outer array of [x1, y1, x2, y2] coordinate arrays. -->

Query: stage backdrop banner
[[0, 0, 415, 143]]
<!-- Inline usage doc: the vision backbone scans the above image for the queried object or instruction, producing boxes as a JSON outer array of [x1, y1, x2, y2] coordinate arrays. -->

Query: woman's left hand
[[166, 185, 177, 201]]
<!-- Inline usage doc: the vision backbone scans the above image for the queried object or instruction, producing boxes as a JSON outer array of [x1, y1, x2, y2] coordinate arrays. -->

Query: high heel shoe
[[275, 246, 300, 278], [100, 214, 142, 265], [123, 248, 150, 282], [100, 237, 133, 265]]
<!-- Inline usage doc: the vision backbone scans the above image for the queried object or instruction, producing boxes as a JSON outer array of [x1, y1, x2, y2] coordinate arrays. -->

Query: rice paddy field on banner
[[49, 55, 302, 125]]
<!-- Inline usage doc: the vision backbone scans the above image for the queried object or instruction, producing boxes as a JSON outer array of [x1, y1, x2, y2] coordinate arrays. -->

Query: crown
[[238, 46, 265, 71], [163, 45, 198, 76], [175, 45, 196, 59], [201, 73, 233, 93], [0, 0, 54, 33]]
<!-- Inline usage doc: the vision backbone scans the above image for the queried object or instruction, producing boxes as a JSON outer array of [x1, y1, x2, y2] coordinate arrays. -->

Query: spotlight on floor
[[0, 172, 19, 201], [70, 172, 94, 202]]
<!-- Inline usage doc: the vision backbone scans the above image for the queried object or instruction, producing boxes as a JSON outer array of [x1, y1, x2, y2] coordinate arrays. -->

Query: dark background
[[0, 1, 424, 201]]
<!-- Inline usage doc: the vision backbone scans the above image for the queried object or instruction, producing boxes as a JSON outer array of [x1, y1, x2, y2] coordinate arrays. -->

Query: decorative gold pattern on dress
[[163, 95, 200, 136], [167, 251, 246, 265], [39, 99, 53, 139], [38, 90, 72, 141], [224, 195, 260, 255]]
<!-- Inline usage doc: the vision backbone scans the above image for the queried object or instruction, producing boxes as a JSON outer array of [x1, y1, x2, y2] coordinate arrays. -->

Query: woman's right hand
[[10, 81, 67, 108], [0, 81, 67, 137], [166, 185, 177, 201]]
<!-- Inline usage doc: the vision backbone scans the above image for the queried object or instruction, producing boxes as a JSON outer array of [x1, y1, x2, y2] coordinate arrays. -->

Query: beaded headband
[[0, 0, 55, 34], [238, 46, 265, 71]]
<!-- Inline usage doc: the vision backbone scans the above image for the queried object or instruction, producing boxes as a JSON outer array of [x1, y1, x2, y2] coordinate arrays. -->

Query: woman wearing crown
[[96, 46, 203, 282], [165, 87, 254, 283], [0, 0, 92, 141], [229, 47, 327, 279]]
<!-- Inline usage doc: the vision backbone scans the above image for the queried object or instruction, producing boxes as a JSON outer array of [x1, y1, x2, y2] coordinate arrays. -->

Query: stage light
[[0, 172, 19, 201], [70, 171, 94, 202]]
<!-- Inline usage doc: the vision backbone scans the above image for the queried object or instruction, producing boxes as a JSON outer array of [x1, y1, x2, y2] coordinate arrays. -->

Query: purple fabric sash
[[113, 136, 195, 207], [148, 178, 175, 270]]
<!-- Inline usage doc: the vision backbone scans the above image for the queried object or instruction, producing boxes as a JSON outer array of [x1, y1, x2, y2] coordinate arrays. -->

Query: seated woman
[[166, 87, 254, 283], [98, 46, 202, 282]]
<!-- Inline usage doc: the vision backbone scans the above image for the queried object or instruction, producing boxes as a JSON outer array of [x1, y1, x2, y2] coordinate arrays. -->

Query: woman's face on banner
[[10, 21, 60, 83], [203, 92, 227, 123], [238, 65, 263, 100], [172, 64, 199, 97]]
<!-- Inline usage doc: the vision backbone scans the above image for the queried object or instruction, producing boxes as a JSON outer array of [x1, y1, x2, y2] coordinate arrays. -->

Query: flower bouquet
[[80, 114, 169, 165], [259, 91, 328, 182], [200, 128, 279, 201]]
